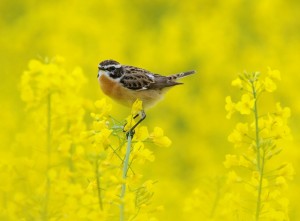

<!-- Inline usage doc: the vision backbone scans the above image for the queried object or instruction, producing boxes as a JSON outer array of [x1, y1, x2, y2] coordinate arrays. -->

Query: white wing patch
[[147, 73, 155, 80]]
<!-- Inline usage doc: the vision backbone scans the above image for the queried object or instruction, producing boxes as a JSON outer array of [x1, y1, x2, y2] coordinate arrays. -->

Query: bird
[[97, 59, 195, 134]]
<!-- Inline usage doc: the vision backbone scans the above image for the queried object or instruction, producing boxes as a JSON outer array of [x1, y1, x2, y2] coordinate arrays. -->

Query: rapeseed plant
[[8, 56, 88, 220], [2, 56, 171, 221], [83, 98, 171, 220], [224, 69, 294, 220]]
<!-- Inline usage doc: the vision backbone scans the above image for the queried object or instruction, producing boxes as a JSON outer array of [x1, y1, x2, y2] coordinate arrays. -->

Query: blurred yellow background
[[1, 0, 300, 220]]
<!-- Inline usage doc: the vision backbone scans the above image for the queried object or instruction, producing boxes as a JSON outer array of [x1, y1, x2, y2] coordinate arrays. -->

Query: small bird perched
[[97, 59, 195, 133]]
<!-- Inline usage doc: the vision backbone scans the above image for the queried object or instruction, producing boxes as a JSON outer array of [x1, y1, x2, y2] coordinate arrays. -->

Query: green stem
[[251, 81, 264, 221], [209, 180, 221, 218], [255, 150, 265, 221], [252, 82, 260, 171], [120, 132, 133, 221], [95, 158, 104, 211], [43, 93, 52, 221]]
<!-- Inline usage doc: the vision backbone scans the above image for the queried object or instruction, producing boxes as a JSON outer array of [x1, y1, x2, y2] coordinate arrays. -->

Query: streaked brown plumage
[[97, 59, 195, 109]]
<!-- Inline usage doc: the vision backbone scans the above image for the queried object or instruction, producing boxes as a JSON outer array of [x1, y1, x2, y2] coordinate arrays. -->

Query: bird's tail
[[168, 70, 196, 81]]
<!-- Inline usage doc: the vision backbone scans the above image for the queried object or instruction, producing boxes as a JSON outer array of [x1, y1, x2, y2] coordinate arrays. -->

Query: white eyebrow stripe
[[98, 64, 122, 69], [107, 64, 122, 68], [146, 74, 155, 80]]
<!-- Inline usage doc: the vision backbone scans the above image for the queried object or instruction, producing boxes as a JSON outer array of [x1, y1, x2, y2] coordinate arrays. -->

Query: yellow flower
[[257, 117, 271, 138], [228, 123, 249, 147], [264, 76, 277, 92], [132, 141, 155, 163], [226, 170, 242, 184], [250, 171, 268, 188], [92, 119, 108, 131], [275, 102, 291, 120], [269, 189, 281, 201], [259, 113, 292, 140], [223, 154, 239, 168], [20, 84, 34, 104], [278, 163, 294, 180], [238, 155, 252, 168], [131, 99, 143, 116], [267, 67, 281, 81], [150, 127, 172, 147], [21, 56, 87, 108], [143, 180, 154, 191], [228, 130, 242, 145], [28, 59, 43, 72], [140, 148, 155, 162], [94, 98, 112, 117], [266, 209, 287, 221], [94, 128, 112, 148], [272, 121, 291, 140], [123, 115, 136, 132], [135, 180, 155, 207], [133, 126, 149, 141], [251, 171, 260, 186], [225, 96, 236, 119], [231, 78, 243, 88], [236, 94, 254, 115], [123, 99, 144, 132], [278, 197, 289, 213], [276, 176, 288, 189]]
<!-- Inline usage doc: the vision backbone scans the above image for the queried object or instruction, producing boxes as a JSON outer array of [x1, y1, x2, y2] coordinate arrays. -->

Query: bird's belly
[[99, 75, 164, 109]]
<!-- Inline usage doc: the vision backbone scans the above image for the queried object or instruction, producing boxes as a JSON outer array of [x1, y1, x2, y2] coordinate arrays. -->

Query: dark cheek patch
[[110, 68, 123, 79], [109, 72, 117, 79]]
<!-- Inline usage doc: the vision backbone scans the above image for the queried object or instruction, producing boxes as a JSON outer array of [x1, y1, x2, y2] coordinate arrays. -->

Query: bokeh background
[[1, 0, 300, 220]]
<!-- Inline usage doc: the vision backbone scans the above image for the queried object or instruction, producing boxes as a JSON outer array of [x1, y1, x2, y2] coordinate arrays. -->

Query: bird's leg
[[125, 110, 146, 138], [129, 110, 146, 133], [123, 112, 141, 132], [133, 113, 140, 120]]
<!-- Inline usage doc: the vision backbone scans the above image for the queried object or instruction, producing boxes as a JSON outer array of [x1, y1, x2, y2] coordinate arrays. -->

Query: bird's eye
[[107, 66, 116, 71]]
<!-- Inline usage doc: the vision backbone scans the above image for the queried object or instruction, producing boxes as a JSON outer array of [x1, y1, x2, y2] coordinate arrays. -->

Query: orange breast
[[98, 74, 166, 109]]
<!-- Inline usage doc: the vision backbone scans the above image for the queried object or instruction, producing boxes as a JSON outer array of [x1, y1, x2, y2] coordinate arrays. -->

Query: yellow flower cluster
[[224, 70, 294, 220], [21, 56, 86, 109], [1, 57, 171, 221], [82, 98, 171, 220]]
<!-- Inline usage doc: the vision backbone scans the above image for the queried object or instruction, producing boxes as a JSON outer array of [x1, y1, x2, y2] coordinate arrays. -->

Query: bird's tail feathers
[[168, 70, 196, 80]]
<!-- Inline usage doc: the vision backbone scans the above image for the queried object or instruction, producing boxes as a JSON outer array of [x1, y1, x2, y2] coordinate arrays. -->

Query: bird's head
[[98, 59, 124, 79]]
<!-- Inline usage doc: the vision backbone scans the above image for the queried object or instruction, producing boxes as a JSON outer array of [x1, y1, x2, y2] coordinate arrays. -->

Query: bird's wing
[[121, 66, 195, 91], [120, 66, 155, 90]]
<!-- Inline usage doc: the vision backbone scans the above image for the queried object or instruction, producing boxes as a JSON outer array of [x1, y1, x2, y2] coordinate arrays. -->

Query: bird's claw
[[126, 129, 135, 138]]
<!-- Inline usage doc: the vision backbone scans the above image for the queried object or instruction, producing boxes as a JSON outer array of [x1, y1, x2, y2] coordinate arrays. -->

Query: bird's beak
[[98, 65, 103, 78], [98, 65, 105, 71]]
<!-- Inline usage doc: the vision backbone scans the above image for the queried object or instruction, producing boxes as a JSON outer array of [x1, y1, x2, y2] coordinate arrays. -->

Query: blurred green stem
[[251, 81, 264, 221], [256, 149, 265, 221], [120, 131, 133, 221], [209, 179, 221, 218], [42, 92, 52, 221], [95, 158, 104, 211], [251, 81, 260, 171]]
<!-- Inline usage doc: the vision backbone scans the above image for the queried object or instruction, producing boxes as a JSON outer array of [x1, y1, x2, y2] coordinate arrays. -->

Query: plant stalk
[[42, 93, 52, 221], [95, 158, 104, 211], [251, 81, 264, 221], [120, 132, 133, 221]]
